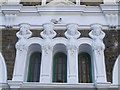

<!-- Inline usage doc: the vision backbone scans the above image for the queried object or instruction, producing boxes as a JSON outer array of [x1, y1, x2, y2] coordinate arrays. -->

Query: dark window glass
[[53, 52, 67, 83], [27, 52, 41, 82], [78, 52, 92, 83]]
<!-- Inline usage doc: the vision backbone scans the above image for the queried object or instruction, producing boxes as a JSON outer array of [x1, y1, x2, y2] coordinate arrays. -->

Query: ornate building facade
[[0, 0, 120, 90]]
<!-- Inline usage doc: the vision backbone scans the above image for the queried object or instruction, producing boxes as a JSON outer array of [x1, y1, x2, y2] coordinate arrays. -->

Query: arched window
[[53, 52, 67, 83], [27, 52, 41, 82], [78, 52, 92, 83]]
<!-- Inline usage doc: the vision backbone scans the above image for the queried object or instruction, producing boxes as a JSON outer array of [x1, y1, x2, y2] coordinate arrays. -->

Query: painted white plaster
[[0, 52, 7, 83], [89, 23, 107, 83], [0, 2, 119, 89], [113, 55, 120, 85]]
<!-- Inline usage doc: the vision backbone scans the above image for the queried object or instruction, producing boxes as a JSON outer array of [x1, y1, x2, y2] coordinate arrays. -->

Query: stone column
[[67, 44, 79, 84], [89, 24, 107, 83], [40, 44, 53, 83], [65, 24, 81, 84], [12, 24, 32, 82], [40, 23, 56, 83]]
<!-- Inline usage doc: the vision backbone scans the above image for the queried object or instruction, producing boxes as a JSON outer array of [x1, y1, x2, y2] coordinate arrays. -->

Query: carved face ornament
[[20, 26, 29, 35], [92, 26, 101, 36], [44, 24, 54, 35], [68, 26, 77, 36]]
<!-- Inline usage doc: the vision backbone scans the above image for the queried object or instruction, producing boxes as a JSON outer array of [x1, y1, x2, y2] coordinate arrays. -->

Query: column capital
[[41, 23, 56, 39], [65, 23, 81, 40], [17, 23, 32, 39]]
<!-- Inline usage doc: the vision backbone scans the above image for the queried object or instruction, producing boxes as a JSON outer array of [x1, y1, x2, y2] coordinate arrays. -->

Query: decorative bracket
[[105, 14, 118, 28], [4, 14, 16, 28], [100, 4, 118, 29], [1, 4, 22, 28]]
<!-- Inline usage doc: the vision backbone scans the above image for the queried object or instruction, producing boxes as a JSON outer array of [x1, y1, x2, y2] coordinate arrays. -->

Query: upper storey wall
[[0, 4, 119, 30]]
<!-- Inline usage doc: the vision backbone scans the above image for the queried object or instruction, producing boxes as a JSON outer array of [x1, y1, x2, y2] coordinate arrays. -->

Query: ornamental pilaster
[[89, 23, 107, 83]]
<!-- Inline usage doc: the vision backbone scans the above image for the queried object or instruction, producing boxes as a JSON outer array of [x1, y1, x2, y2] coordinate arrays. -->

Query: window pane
[[53, 52, 67, 83], [27, 52, 41, 82], [78, 52, 92, 83]]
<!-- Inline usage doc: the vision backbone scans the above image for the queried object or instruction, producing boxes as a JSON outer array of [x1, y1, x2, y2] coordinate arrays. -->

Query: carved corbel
[[105, 14, 118, 28], [4, 14, 16, 28], [100, 4, 118, 29], [40, 23, 56, 39], [2, 4, 22, 28]]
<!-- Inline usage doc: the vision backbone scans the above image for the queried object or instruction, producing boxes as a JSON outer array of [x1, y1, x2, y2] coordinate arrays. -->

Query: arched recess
[[25, 44, 42, 82], [78, 44, 93, 83], [52, 44, 67, 83]]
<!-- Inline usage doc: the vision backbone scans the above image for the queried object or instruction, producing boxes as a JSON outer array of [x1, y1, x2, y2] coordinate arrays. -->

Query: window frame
[[27, 52, 42, 82], [52, 52, 67, 83], [78, 52, 92, 83]]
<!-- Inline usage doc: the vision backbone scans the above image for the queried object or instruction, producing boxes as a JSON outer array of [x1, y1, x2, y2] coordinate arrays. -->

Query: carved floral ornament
[[67, 43, 78, 54], [89, 24, 105, 54], [42, 44, 53, 55]]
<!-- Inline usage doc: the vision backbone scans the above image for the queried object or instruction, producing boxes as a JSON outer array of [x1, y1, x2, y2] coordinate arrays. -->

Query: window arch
[[78, 52, 92, 83], [53, 52, 67, 83], [27, 52, 41, 82]]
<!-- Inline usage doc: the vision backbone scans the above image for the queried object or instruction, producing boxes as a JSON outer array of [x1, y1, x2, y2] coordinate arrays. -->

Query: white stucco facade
[[0, 0, 119, 90]]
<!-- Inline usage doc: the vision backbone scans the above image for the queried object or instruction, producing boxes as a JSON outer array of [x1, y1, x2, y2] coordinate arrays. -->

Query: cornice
[[0, 4, 118, 14], [0, 4, 119, 30]]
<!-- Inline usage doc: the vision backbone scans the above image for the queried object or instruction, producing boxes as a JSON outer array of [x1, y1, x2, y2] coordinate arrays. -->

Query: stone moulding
[[0, 4, 119, 30]]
